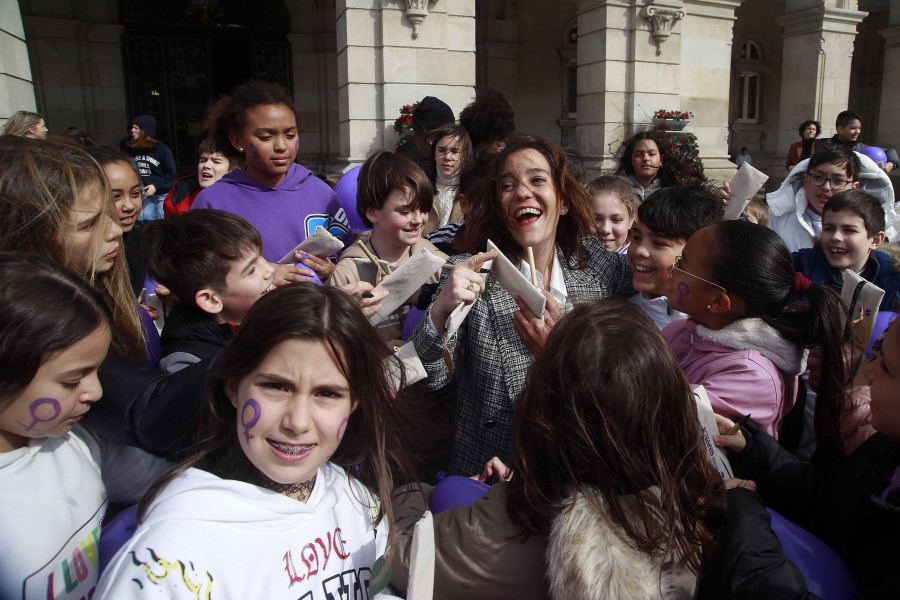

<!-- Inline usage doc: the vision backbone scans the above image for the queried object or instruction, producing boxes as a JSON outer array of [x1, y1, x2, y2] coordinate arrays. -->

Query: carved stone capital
[[640, 4, 686, 55]]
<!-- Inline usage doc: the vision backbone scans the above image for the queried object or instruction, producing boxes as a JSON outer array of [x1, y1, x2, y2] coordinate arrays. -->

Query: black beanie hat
[[411, 97, 454, 133], [132, 115, 157, 138]]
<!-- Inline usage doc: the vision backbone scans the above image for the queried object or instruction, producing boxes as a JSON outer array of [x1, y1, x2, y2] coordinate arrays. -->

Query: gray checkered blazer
[[411, 237, 635, 476]]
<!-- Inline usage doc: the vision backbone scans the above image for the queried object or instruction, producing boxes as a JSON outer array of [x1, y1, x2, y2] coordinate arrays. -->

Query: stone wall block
[[447, 14, 476, 51]]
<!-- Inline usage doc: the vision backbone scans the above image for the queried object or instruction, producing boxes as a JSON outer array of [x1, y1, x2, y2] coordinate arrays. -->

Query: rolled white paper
[[723, 163, 769, 221]]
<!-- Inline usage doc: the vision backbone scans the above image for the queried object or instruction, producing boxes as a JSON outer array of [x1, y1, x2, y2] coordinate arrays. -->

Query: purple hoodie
[[191, 163, 350, 262]]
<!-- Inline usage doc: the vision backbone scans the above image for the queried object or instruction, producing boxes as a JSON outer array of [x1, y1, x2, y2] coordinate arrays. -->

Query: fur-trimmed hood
[[767, 153, 898, 241], [546, 486, 696, 600], [693, 317, 807, 375]]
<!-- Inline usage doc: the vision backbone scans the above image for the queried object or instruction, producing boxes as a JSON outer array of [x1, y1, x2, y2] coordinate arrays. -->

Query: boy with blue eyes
[[767, 143, 896, 253], [142, 210, 275, 374]]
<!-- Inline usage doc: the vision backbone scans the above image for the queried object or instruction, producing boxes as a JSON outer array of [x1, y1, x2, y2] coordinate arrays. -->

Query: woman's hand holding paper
[[512, 290, 560, 356], [431, 251, 496, 334]]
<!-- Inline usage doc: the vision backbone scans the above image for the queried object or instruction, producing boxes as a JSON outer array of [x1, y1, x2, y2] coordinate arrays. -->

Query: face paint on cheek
[[240, 399, 261, 444], [294, 140, 299, 154], [677, 281, 690, 306], [248, 144, 258, 156], [336, 416, 349, 443], [17, 398, 61, 432]]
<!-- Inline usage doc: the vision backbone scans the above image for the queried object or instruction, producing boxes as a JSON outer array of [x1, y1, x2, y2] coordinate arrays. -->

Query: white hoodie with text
[[95, 461, 385, 599]]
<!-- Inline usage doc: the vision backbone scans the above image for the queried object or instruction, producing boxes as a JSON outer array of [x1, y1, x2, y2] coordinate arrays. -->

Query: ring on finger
[[467, 282, 475, 292]]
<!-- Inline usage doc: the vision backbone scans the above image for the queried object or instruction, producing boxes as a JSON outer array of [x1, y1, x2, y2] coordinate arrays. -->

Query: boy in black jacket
[[143, 210, 275, 374]]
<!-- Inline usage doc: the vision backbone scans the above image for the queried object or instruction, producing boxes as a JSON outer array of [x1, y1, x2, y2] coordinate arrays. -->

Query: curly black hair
[[459, 86, 516, 154], [203, 80, 300, 161]]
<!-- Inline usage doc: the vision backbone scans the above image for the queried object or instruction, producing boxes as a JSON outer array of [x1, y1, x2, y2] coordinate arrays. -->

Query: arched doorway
[[121, 0, 291, 171]]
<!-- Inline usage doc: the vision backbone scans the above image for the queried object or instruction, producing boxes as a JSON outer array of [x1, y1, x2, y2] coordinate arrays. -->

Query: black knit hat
[[132, 115, 157, 138], [411, 97, 454, 133]]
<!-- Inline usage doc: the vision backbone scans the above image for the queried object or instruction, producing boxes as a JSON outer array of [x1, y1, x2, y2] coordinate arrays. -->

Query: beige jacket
[[390, 482, 697, 600], [329, 235, 446, 340]]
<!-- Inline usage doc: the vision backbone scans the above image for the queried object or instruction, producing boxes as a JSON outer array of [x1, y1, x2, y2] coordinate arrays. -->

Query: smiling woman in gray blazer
[[411, 133, 635, 476]]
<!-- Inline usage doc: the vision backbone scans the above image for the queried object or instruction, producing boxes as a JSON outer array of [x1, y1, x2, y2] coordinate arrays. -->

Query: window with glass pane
[[738, 72, 759, 122]]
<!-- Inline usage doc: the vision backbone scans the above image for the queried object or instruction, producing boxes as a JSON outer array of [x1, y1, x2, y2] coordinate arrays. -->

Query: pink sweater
[[663, 318, 805, 438]]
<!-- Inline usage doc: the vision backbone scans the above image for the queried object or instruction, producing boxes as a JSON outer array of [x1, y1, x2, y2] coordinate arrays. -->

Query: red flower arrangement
[[653, 109, 693, 121], [656, 131, 707, 185], [394, 101, 420, 141]]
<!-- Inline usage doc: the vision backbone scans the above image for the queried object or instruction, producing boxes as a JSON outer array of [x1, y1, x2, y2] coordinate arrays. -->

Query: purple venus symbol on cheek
[[17, 398, 61, 432], [336, 416, 349, 443], [294, 140, 299, 154], [677, 282, 690, 306], [240, 399, 261, 444]]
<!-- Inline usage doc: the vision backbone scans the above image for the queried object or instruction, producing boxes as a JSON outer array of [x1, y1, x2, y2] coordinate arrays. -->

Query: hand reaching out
[[471, 456, 511, 483], [339, 281, 389, 319], [430, 251, 496, 334], [295, 251, 336, 282], [272, 262, 316, 287]]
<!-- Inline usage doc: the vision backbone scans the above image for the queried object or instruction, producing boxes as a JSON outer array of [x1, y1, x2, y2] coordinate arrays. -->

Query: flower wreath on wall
[[650, 109, 706, 185], [393, 101, 420, 149]]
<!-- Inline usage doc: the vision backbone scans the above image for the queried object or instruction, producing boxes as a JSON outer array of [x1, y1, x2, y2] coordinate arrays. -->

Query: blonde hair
[[744, 197, 769, 227], [0, 135, 146, 362], [2, 111, 43, 137], [586, 175, 641, 219]]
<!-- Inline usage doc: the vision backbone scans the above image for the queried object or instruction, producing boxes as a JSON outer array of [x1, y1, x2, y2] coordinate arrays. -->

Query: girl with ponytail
[[663, 220, 849, 457]]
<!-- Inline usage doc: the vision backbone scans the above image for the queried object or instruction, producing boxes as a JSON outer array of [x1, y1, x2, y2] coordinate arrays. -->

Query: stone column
[[775, 0, 866, 157], [680, 0, 742, 182], [877, 15, 900, 159], [336, 0, 476, 166], [0, 0, 37, 125], [575, 0, 637, 174], [575, 0, 740, 181]]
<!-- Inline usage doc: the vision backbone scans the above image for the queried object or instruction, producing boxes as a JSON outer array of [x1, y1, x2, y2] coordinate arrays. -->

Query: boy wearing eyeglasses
[[767, 143, 896, 253]]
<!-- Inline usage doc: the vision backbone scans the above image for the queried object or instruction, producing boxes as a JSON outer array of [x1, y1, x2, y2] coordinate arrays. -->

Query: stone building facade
[[2, 0, 898, 186]]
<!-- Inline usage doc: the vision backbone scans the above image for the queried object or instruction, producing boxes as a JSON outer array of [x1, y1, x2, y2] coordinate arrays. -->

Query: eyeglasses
[[671, 256, 727, 292], [805, 172, 853, 190], [436, 148, 462, 158]]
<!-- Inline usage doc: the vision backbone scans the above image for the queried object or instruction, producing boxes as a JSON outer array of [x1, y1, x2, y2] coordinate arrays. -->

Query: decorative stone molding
[[640, 4, 686, 55], [405, 0, 430, 39]]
